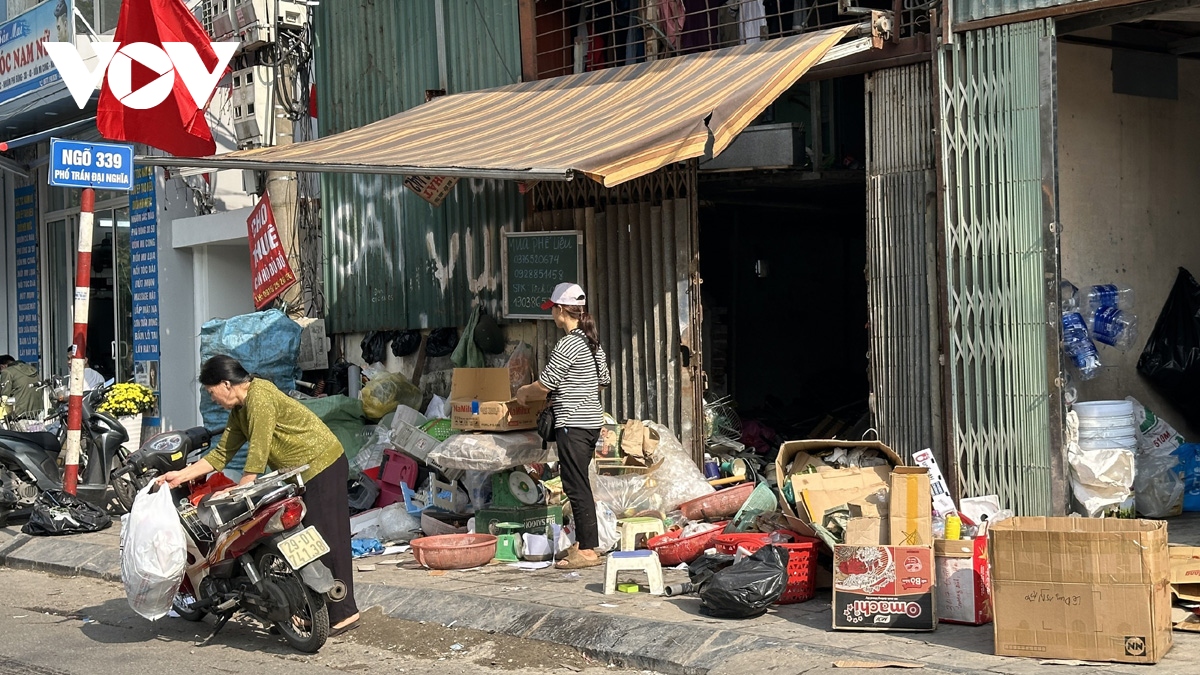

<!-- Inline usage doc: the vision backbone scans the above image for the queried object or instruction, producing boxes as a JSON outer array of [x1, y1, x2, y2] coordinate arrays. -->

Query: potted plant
[[98, 382, 156, 450]]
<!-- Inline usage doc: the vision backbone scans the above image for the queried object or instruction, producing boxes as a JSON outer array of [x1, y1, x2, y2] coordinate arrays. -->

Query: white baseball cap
[[540, 282, 587, 309]]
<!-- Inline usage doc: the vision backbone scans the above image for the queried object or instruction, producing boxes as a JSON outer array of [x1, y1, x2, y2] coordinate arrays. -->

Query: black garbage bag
[[688, 553, 735, 587], [392, 330, 422, 357], [426, 328, 458, 358], [474, 309, 506, 355], [361, 330, 400, 364], [1137, 268, 1200, 430], [21, 490, 112, 536], [698, 545, 789, 619], [325, 360, 351, 397]]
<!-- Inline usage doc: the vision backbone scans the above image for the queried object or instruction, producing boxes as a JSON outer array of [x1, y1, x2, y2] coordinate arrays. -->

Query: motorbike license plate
[[277, 526, 330, 570]]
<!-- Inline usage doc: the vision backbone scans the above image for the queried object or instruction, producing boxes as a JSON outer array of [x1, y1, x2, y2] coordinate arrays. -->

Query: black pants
[[302, 454, 358, 626], [555, 427, 600, 550]]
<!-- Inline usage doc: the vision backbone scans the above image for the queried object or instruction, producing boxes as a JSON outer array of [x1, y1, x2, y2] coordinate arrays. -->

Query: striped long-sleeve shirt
[[540, 329, 612, 429]]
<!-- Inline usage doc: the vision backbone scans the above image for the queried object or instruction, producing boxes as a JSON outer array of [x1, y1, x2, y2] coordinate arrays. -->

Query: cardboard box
[[935, 537, 992, 625], [833, 545, 936, 631], [889, 467, 933, 546], [843, 503, 887, 546], [990, 517, 1171, 664], [392, 420, 442, 463], [449, 368, 547, 432]]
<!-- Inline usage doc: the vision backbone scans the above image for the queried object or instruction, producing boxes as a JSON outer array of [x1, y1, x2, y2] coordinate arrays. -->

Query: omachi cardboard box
[[990, 517, 1171, 664], [449, 368, 546, 432], [832, 545, 936, 631]]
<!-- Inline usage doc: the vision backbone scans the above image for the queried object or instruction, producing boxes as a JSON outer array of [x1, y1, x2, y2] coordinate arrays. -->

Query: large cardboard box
[[889, 467, 933, 546], [990, 517, 1171, 664], [449, 368, 547, 432], [832, 545, 936, 631], [774, 440, 902, 545], [935, 537, 992, 625]]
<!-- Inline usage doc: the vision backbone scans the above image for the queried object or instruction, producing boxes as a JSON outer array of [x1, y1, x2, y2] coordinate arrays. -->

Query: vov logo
[[44, 41, 238, 110]]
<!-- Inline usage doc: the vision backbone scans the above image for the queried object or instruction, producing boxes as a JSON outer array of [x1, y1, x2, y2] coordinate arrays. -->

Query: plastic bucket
[[1074, 400, 1134, 418], [1079, 435, 1137, 451], [1077, 414, 1135, 429], [1078, 426, 1138, 442]]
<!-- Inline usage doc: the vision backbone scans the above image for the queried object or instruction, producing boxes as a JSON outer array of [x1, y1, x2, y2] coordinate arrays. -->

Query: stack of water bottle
[[1061, 282, 1139, 381]]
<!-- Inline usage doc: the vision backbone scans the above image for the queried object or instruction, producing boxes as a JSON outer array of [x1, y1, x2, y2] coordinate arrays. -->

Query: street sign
[[48, 138, 134, 191]]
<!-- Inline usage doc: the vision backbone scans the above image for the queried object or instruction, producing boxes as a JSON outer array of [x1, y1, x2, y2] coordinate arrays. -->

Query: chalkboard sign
[[502, 231, 584, 320]]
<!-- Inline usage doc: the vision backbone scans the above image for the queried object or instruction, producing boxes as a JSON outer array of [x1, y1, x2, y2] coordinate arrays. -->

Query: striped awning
[[141, 25, 858, 188]]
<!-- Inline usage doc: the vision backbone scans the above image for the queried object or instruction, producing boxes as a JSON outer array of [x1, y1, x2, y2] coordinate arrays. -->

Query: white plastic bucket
[[1076, 413, 1135, 429], [1078, 435, 1137, 451], [1078, 426, 1138, 442], [1074, 400, 1135, 418]]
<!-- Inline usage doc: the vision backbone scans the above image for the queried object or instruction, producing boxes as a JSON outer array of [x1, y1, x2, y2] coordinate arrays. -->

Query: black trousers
[[555, 427, 600, 550], [302, 454, 358, 625]]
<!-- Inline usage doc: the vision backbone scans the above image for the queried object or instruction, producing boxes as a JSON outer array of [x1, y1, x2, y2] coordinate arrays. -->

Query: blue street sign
[[48, 138, 134, 191]]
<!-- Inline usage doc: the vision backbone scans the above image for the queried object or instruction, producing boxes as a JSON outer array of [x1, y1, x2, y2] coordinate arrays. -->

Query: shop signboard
[[0, 0, 70, 106], [501, 230, 583, 320], [49, 138, 134, 190], [246, 192, 296, 309], [129, 165, 161, 426], [14, 184, 38, 362]]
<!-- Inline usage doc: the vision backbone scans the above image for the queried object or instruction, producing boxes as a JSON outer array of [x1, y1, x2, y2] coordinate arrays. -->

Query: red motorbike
[[113, 427, 346, 653]]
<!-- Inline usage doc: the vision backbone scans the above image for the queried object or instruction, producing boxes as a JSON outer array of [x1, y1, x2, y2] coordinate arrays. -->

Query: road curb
[[0, 532, 122, 583]]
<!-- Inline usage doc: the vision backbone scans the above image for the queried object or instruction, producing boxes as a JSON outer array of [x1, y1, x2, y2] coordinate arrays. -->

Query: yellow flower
[[98, 382, 157, 416]]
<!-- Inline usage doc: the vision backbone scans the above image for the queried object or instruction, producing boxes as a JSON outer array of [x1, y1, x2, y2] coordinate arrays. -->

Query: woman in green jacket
[[158, 355, 361, 636]]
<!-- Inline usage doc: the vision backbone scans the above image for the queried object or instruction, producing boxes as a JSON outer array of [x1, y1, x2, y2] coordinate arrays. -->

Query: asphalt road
[[0, 567, 648, 675]]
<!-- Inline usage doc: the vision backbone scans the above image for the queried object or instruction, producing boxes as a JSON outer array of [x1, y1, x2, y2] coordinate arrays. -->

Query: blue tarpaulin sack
[[199, 309, 303, 473], [1173, 443, 1200, 512]]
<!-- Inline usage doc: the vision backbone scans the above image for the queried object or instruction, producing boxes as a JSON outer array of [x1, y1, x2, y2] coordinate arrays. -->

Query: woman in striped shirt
[[517, 282, 612, 569]]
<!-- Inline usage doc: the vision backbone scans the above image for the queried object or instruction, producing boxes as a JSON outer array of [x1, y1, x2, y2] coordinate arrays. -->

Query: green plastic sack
[[298, 395, 367, 459], [360, 372, 422, 420]]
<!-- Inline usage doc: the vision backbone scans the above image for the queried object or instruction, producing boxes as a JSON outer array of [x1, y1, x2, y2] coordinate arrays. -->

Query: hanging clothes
[[659, 0, 686, 51], [740, 0, 767, 44], [681, 0, 721, 52], [717, 0, 740, 47]]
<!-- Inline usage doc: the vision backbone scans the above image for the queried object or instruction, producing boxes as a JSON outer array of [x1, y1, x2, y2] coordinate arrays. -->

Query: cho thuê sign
[[246, 192, 296, 309]]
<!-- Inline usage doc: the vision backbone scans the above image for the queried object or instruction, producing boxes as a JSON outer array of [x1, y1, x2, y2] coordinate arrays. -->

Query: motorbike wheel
[[109, 462, 142, 514], [171, 591, 206, 622], [256, 547, 329, 653]]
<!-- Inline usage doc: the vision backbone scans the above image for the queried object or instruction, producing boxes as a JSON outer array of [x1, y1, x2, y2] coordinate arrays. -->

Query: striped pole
[[63, 187, 95, 495]]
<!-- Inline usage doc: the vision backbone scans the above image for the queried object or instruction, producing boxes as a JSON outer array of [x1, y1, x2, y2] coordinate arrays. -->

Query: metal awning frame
[[133, 20, 889, 182]]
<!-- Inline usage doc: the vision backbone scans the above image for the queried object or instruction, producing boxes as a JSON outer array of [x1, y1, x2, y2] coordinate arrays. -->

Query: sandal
[[329, 618, 361, 637], [555, 548, 603, 570]]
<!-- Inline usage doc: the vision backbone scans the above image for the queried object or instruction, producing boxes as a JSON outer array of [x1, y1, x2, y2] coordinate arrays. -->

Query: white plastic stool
[[618, 516, 665, 551], [604, 549, 665, 595]]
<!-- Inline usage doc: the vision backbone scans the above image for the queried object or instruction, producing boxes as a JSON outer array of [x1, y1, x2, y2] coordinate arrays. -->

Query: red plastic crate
[[713, 532, 818, 604]]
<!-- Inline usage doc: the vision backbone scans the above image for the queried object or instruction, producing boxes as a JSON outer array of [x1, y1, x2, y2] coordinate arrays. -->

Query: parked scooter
[[0, 384, 130, 525], [114, 426, 344, 653]]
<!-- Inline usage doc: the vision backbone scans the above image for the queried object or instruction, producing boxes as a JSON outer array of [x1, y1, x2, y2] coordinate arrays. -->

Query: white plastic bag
[[121, 484, 187, 620], [1134, 452, 1185, 518], [1127, 396, 1186, 455], [376, 502, 422, 543], [427, 431, 553, 471], [595, 501, 619, 553], [424, 395, 448, 420], [1065, 411, 1134, 516]]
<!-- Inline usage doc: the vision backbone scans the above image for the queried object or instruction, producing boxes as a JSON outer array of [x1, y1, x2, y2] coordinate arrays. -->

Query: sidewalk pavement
[[3, 523, 1198, 675]]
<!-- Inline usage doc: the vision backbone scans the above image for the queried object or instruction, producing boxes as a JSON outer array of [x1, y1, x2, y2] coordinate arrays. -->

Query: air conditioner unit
[[230, 64, 277, 148], [233, 0, 308, 30]]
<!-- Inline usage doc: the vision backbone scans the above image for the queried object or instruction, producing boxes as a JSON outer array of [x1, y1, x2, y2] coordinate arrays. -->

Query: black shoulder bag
[[536, 344, 602, 447]]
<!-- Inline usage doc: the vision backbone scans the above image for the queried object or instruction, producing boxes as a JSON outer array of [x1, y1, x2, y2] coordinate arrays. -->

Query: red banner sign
[[246, 193, 297, 309]]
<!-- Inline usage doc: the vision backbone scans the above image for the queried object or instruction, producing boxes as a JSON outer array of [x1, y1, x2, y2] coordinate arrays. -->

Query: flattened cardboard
[[934, 537, 992, 625], [775, 439, 902, 519], [449, 368, 547, 431], [889, 467, 932, 547], [990, 517, 1171, 664], [844, 503, 887, 547], [791, 465, 890, 527], [833, 545, 936, 631]]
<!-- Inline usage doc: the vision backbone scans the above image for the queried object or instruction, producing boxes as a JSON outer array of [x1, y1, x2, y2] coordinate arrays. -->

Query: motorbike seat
[[0, 430, 61, 455], [198, 495, 248, 528]]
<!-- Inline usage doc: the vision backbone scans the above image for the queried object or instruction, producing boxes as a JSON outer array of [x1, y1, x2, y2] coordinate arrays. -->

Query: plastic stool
[[618, 516, 665, 551], [604, 550, 665, 595], [493, 522, 524, 562]]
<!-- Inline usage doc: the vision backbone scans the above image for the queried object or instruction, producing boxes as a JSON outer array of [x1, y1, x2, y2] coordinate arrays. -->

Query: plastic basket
[[727, 483, 779, 532], [712, 534, 819, 604], [646, 520, 729, 567], [777, 538, 819, 604]]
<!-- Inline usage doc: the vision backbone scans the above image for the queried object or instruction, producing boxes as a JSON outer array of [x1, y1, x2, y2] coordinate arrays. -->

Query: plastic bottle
[[944, 513, 962, 540], [1085, 284, 1135, 314], [703, 453, 720, 479], [932, 515, 946, 539], [1062, 311, 1102, 380], [1060, 279, 1080, 313], [1091, 306, 1139, 350]]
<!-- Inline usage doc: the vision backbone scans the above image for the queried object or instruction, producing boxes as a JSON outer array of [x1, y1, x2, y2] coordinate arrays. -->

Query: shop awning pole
[[63, 187, 95, 495]]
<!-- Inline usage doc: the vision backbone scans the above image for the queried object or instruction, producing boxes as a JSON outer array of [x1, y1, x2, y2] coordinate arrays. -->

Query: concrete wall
[[1057, 38, 1200, 439], [156, 175, 199, 432]]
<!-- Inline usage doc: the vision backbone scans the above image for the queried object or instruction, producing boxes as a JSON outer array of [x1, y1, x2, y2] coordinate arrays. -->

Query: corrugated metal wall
[[953, 0, 1077, 25], [865, 63, 941, 463], [530, 165, 705, 459], [937, 20, 1058, 515], [315, 1, 523, 333]]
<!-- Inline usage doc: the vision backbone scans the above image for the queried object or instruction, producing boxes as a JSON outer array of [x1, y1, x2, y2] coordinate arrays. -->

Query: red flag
[[97, 0, 223, 157]]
